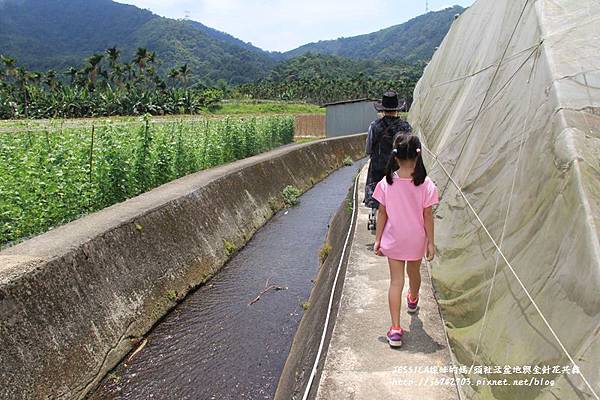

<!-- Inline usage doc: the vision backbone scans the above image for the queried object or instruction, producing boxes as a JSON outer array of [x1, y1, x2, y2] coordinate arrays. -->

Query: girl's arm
[[424, 206, 435, 261], [374, 205, 388, 256]]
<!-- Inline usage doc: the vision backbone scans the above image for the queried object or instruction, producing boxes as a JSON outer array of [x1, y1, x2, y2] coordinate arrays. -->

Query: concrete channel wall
[[0, 134, 366, 400], [274, 170, 356, 400]]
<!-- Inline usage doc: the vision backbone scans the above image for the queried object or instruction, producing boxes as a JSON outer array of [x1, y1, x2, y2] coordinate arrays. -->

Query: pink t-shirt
[[372, 173, 439, 261]]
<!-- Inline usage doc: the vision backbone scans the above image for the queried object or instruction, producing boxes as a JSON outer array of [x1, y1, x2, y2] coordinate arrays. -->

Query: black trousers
[[364, 160, 384, 209]]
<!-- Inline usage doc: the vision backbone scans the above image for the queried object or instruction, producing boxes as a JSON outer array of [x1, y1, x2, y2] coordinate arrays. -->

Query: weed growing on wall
[[282, 185, 301, 207]]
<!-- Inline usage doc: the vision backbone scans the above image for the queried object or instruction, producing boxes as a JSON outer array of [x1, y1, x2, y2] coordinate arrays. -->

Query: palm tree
[[106, 47, 121, 66], [105, 47, 121, 85], [110, 63, 125, 88], [123, 62, 135, 82], [14, 67, 34, 118], [85, 53, 104, 87], [178, 64, 191, 88], [44, 69, 59, 90], [65, 67, 78, 84], [147, 51, 156, 65], [1, 55, 17, 79], [168, 68, 179, 82], [133, 47, 149, 73]]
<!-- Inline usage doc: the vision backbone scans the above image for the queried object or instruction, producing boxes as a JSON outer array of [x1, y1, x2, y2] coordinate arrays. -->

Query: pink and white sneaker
[[407, 291, 419, 313], [387, 326, 404, 347]]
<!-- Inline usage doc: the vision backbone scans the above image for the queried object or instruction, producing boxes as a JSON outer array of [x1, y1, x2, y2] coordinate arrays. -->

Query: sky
[[116, 0, 475, 52]]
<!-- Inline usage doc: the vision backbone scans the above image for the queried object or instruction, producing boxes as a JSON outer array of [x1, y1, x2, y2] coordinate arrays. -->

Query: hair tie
[[416, 148, 421, 154]]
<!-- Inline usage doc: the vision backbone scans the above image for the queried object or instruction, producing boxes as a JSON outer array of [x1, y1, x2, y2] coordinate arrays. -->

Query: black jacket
[[364, 116, 412, 207]]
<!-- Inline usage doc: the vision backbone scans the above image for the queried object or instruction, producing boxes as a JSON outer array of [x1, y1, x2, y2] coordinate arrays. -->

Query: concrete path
[[315, 164, 461, 400]]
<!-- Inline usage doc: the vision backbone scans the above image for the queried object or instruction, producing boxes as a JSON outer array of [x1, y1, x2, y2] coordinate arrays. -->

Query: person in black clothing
[[365, 91, 412, 231]]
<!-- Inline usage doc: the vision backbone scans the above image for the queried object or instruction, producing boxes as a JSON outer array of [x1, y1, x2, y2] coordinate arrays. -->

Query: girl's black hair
[[384, 134, 427, 186]]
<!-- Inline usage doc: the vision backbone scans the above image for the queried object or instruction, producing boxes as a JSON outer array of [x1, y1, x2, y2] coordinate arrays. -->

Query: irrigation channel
[[90, 158, 368, 400]]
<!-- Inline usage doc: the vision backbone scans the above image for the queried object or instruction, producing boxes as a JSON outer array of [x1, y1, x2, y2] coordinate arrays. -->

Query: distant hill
[[0, 0, 276, 84], [184, 20, 275, 57], [283, 6, 465, 63], [0, 0, 462, 85], [266, 53, 423, 82]]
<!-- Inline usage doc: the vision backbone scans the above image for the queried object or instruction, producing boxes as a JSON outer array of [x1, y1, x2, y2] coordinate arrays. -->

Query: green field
[[0, 114, 295, 247], [211, 100, 324, 115]]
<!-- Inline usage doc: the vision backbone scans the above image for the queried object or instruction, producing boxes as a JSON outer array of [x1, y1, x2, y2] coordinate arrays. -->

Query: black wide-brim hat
[[374, 90, 405, 111]]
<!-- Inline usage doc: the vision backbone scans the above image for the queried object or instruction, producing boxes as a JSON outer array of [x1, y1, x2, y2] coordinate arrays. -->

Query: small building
[[323, 98, 378, 138]]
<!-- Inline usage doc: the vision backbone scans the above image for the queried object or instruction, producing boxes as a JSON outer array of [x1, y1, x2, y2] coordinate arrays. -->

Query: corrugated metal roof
[[321, 98, 376, 107]]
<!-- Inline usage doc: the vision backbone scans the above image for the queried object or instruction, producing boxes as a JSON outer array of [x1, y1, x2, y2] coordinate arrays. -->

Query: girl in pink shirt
[[372, 134, 439, 347]]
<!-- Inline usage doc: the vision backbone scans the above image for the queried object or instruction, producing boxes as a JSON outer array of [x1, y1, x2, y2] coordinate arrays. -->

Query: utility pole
[[426, 0, 429, 12]]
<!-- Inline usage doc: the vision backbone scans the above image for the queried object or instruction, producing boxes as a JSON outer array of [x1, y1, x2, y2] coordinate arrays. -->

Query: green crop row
[[0, 114, 294, 247]]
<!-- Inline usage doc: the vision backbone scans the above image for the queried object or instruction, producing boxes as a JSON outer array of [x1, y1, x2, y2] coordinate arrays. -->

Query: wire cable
[[421, 144, 600, 400]]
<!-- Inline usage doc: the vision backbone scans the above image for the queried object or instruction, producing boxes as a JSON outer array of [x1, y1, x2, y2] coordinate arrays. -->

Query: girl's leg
[[388, 258, 406, 327], [406, 259, 422, 299]]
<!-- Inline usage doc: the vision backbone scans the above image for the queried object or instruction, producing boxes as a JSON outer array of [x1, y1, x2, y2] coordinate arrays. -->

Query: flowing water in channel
[[90, 158, 367, 400]]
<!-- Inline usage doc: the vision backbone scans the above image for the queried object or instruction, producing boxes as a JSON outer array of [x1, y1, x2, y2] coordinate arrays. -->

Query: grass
[[345, 196, 354, 215], [210, 100, 324, 115], [319, 243, 332, 263], [294, 137, 322, 144], [164, 290, 178, 301], [223, 240, 237, 256], [0, 102, 325, 134], [0, 106, 401, 134], [107, 372, 121, 384]]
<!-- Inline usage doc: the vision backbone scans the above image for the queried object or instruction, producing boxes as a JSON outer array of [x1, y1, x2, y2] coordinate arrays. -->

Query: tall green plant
[[133, 116, 153, 194], [0, 115, 295, 247]]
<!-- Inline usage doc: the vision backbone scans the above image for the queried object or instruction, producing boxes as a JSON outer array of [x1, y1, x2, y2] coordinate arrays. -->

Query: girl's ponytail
[[412, 150, 427, 186], [411, 135, 427, 186], [385, 148, 398, 184]]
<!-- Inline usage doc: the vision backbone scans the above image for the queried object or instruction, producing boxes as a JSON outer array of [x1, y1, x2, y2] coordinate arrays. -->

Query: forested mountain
[[0, 0, 154, 70], [0, 0, 275, 84], [184, 20, 275, 58], [266, 53, 423, 82], [0, 0, 463, 85], [283, 6, 465, 63]]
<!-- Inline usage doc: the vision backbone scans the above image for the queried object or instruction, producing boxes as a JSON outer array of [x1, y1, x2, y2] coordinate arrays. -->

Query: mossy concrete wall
[[0, 134, 366, 400]]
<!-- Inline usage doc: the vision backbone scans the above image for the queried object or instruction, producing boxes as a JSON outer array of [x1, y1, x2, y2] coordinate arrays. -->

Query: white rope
[[421, 145, 600, 400], [302, 170, 359, 400], [473, 130, 526, 359], [423, 258, 466, 400]]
